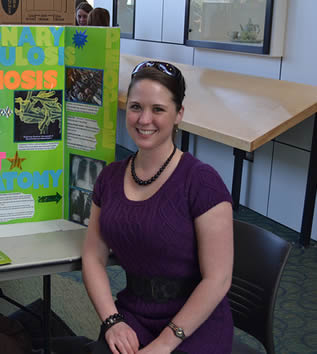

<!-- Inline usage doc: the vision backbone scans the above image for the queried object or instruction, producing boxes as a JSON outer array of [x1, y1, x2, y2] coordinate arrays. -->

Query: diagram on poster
[[0, 25, 120, 226], [14, 90, 63, 142]]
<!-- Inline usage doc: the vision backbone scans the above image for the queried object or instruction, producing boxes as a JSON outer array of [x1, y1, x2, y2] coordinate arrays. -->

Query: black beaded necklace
[[131, 145, 177, 186]]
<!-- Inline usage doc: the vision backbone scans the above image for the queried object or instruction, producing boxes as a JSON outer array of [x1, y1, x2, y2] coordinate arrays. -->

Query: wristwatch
[[168, 321, 186, 340]]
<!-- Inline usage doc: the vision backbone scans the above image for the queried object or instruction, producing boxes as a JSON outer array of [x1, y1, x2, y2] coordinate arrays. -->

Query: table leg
[[232, 148, 247, 210], [300, 113, 317, 247], [43, 275, 51, 354]]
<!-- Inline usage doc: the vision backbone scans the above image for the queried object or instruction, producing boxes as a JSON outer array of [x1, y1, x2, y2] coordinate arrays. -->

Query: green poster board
[[0, 26, 120, 226], [64, 27, 120, 224]]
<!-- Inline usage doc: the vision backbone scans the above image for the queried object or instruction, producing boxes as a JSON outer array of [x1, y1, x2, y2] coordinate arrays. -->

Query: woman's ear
[[175, 105, 184, 124]]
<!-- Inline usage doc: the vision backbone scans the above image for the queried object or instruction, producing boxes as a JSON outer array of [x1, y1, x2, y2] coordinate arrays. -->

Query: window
[[113, 0, 135, 38], [185, 0, 274, 54]]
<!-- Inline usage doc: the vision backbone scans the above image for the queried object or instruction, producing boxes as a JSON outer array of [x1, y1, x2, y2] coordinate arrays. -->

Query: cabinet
[[162, 0, 186, 44], [134, 0, 163, 41], [133, 0, 186, 44], [268, 143, 312, 234]]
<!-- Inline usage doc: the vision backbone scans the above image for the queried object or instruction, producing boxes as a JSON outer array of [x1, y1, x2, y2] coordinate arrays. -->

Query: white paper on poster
[[67, 116, 100, 152], [18, 143, 59, 151], [66, 102, 99, 115], [0, 193, 34, 223]]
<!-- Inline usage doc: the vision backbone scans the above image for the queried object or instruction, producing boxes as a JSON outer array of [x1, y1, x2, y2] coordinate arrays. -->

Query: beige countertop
[[118, 55, 317, 152], [0, 228, 118, 281]]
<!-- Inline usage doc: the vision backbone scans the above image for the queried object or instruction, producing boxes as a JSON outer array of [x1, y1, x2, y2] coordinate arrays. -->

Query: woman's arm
[[138, 201, 233, 354], [82, 202, 117, 320], [82, 202, 139, 354]]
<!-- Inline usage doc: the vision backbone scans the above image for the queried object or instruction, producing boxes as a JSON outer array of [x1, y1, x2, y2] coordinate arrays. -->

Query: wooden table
[[118, 54, 317, 246]]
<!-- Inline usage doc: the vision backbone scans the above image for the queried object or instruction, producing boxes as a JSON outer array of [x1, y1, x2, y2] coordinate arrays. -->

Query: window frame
[[184, 0, 274, 55], [112, 0, 136, 39]]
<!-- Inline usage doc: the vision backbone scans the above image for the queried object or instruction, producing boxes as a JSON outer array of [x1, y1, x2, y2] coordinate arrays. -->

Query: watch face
[[169, 322, 186, 340], [176, 328, 185, 339]]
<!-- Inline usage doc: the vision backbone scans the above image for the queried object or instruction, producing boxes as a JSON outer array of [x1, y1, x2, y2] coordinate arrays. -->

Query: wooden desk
[[118, 54, 317, 246]]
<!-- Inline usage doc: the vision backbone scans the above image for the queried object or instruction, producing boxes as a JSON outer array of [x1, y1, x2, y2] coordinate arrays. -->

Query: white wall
[[280, 0, 317, 86]]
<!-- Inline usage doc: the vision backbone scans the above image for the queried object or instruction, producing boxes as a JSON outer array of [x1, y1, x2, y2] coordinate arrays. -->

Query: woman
[[82, 61, 234, 353], [76, 2, 93, 26], [87, 7, 110, 27]]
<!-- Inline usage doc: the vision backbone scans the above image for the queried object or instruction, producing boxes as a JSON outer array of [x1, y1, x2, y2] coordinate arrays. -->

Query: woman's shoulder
[[180, 153, 232, 216], [181, 152, 222, 180]]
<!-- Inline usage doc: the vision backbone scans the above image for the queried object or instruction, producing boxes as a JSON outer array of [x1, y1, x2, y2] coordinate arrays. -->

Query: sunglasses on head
[[131, 61, 182, 79]]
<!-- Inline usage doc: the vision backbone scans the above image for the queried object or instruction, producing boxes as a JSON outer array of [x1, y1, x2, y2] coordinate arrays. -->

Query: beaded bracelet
[[100, 313, 125, 335]]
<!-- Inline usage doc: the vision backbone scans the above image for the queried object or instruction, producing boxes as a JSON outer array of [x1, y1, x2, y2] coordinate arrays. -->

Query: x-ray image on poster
[[69, 154, 105, 225], [14, 90, 63, 142], [69, 189, 92, 226], [70, 154, 105, 192]]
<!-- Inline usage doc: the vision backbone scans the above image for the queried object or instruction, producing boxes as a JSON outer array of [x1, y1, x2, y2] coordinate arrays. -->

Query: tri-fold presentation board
[[0, 25, 120, 227]]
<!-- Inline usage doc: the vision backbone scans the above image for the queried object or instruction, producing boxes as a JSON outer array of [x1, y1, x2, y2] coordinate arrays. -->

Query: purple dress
[[93, 152, 233, 353]]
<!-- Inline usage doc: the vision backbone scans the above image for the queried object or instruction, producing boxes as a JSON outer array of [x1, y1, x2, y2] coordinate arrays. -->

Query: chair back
[[228, 220, 291, 354]]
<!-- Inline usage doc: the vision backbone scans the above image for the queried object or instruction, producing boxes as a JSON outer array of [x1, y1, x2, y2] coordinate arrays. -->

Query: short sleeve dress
[[93, 152, 233, 354]]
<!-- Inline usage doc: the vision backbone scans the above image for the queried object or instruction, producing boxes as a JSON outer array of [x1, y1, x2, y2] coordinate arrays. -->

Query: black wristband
[[100, 313, 124, 335]]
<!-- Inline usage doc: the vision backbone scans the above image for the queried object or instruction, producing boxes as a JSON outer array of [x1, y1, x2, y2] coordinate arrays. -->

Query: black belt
[[126, 273, 200, 303]]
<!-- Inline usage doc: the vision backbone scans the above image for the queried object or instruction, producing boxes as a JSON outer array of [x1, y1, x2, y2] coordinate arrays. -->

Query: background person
[[76, 2, 93, 26], [75, 0, 87, 8], [87, 7, 110, 27], [75, 0, 88, 25], [82, 61, 234, 354]]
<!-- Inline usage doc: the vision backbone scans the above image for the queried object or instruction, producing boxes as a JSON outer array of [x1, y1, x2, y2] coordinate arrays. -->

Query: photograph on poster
[[70, 154, 105, 192], [14, 90, 63, 142], [65, 67, 103, 106], [69, 188, 92, 226], [69, 154, 105, 225]]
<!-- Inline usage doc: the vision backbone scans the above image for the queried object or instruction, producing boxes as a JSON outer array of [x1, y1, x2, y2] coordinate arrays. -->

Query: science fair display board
[[0, 25, 120, 227]]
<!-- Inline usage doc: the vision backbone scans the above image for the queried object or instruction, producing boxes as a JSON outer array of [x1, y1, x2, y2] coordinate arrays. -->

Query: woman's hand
[[105, 321, 139, 354]]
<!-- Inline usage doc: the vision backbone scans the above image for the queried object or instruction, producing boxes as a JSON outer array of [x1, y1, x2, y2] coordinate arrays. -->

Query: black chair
[[228, 219, 291, 354]]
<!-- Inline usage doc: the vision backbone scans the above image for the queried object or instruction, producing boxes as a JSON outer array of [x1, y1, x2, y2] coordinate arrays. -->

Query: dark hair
[[75, 0, 87, 9], [76, 2, 93, 14], [127, 67, 186, 112], [87, 8, 110, 26]]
